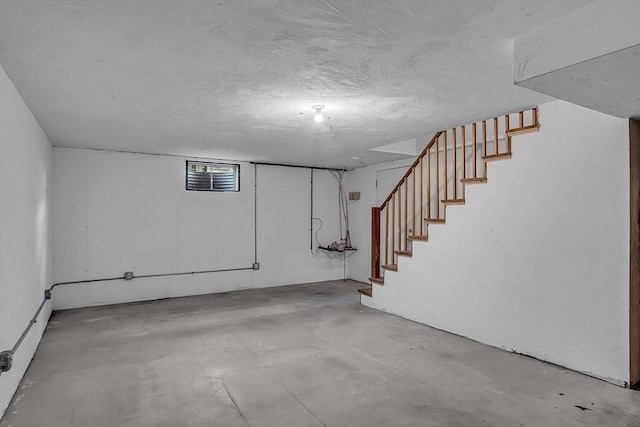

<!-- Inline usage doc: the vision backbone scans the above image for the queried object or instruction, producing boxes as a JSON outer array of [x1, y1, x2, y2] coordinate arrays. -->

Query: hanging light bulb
[[313, 105, 325, 123]]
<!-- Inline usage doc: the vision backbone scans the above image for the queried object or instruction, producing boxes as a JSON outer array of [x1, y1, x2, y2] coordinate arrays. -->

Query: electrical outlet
[[348, 191, 360, 201]]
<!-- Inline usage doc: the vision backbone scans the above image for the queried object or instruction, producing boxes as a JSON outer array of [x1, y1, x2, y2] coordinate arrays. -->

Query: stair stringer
[[360, 102, 630, 387]]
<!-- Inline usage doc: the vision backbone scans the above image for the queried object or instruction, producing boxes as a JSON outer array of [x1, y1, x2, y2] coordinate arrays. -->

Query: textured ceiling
[[0, 0, 597, 168]]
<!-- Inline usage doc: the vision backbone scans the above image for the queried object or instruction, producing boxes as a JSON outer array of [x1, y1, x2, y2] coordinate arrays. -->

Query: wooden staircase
[[362, 108, 539, 298]]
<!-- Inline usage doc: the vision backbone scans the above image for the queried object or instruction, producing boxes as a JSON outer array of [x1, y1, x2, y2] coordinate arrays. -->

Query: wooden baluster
[[427, 146, 431, 220], [482, 120, 488, 176], [371, 207, 381, 279], [505, 114, 511, 153], [412, 166, 415, 239], [443, 131, 448, 202], [472, 122, 477, 178], [482, 120, 487, 156], [435, 136, 440, 218], [519, 110, 524, 128], [452, 127, 457, 200], [494, 117, 499, 155], [404, 179, 408, 250], [397, 187, 402, 253], [391, 193, 395, 263], [419, 157, 424, 234], [384, 205, 389, 265], [532, 107, 538, 127], [461, 125, 466, 180]]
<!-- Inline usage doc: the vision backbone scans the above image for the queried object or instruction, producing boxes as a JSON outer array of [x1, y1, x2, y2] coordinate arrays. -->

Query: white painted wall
[[52, 149, 345, 309], [345, 133, 504, 283], [356, 101, 630, 385], [0, 64, 53, 416], [514, 1, 640, 120], [514, 0, 640, 82], [345, 158, 414, 284]]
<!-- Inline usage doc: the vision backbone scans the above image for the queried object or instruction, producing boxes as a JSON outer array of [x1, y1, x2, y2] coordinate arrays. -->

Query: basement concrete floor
[[1, 280, 638, 427]]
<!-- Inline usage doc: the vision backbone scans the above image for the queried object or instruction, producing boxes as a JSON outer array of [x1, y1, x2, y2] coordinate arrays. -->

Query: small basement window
[[186, 161, 239, 192]]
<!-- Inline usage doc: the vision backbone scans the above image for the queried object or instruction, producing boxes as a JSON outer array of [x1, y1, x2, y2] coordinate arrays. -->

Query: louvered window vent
[[186, 161, 239, 192]]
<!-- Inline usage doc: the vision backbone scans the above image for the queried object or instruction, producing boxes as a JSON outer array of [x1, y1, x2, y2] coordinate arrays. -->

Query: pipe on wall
[[0, 264, 258, 374], [311, 168, 314, 251], [1, 162, 268, 374], [2, 160, 341, 374]]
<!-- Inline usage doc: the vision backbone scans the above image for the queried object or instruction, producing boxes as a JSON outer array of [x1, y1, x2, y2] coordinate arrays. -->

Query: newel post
[[371, 207, 381, 279]]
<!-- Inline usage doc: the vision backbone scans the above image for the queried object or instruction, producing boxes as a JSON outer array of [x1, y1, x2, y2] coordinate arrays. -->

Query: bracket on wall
[[318, 246, 357, 253], [0, 350, 12, 373]]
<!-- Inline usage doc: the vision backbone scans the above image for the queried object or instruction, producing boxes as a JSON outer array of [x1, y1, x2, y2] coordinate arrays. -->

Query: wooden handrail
[[380, 132, 443, 209], [370, 108, 539, 280]]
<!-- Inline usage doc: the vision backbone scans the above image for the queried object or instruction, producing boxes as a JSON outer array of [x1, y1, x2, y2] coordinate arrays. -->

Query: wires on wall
[[328, 170, 352, 249], [310, 217, 323, 257]]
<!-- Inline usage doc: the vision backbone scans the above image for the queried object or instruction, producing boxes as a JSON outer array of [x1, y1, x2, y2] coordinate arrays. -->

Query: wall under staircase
[[349, 100, 631, 386]]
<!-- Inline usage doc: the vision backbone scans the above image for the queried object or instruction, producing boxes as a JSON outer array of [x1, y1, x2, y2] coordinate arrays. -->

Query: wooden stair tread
[[425, 218, 446, 224], [370, 277, 385, 285], [395, 250, 413, 257], [483, 152, 512, 162], [461, 177, 487, 184], [442, 198, 465, 205], [408, 235, 428, 241], [381, 264, 398, 271], [358, 287, 373, 297], [506, 124, 539, 137]]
